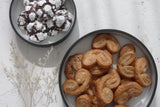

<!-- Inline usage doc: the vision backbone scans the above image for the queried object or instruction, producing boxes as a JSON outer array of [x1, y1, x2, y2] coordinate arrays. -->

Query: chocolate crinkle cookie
[[54, 8, 73, 31], [26, 21, 48, 42], [44, 7, 73, 36], [17, 0, 73, 42], [17, 11, 29, 30]]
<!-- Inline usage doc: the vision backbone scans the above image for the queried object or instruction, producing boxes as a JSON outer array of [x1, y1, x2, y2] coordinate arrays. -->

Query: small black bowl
[[59, 29, 157, 107], [9, 0, 77, 47]]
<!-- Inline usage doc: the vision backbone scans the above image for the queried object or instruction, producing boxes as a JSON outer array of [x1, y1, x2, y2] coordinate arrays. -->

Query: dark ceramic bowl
[[59, 29, 157, 107], [9, 0, 76, 46]]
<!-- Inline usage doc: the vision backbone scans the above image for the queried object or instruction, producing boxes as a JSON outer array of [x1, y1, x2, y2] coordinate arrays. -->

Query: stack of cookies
[[62, 33, 152, 107], [17, 0, 73, 42]]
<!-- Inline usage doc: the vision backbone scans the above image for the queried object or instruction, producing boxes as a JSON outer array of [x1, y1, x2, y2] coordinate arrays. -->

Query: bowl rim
[[58, 29, 158, 107], [9, 0, 77, 47]]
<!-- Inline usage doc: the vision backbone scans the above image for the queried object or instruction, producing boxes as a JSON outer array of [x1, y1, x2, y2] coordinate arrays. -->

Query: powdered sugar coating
[[67, 12, 73, 21], [62, 20, 71, 31], [18, 15, 26, 26], [43, 4, 52, 12], [54, 0, 62, 9], [29, 32, 48, 42], [36, 32, 47, 41], [26, 21, 47, 42], [43, 4, 54, 17], [48, 0, 55, 5], [17, 11, 29, 30], [50, 29, 58, 36], [46, 19, 54, 29], [19, 16, 26, 25], [25, 5, 32, 12], [18, 0, 73, 42], [36, 9, 43, 17], [55, 8, 67, 15], [55, 15, 65, 27], [29, 12, 36, 21], [26, 21, 46, 34], [34, 1, 55, 20], [23, 0, 38, 6], [29, 35, 37, 41], [26, 1, 38, 8], [37, 0, 46, 6], [23, 0, 30, 6], [26, 22, 35, 33], [52, 8, 73, 31]]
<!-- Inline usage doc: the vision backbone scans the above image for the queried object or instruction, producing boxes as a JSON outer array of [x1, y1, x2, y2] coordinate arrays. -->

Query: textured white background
[[0, 0, 160, 107]]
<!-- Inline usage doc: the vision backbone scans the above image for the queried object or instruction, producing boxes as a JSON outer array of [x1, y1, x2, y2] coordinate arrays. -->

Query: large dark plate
[[59, 29, 157, 107]]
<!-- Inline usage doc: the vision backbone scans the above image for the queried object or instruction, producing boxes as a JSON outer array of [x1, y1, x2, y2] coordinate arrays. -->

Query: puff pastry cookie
[[92, 34, 121, 54], [63, 68, 92, 96], [76, 94, 92, 107], [114, 82, 143, 105], [82, 49, 113, 69], [65, 54, 83, 79], [135, 57, 152, 87]]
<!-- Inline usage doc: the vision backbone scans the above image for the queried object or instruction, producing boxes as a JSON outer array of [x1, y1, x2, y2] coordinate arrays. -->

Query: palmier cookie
[[65, 54, 83, 79], [94, 68, 119, 105], [89, 65, 109, 76], [119, 44, 135, 57], [118, 51, 136, 66], [114, 82, 143, 105], [82, 49, 113, 69], [117, 65, 135, 79], [86, 90, 98, 106], [118, 44, 136, 78], [86, 81, 108, 107], [92, 34, 121, 54], [100, 67, 121, 89], [63, 68, 92, 96], [135, 57, 152, 87], [85, 81, 101, 106], [120, 79, 133, 85], [76, 94, 92, 107], [95, 78, 113, 105], [94, 67, 120, 105]]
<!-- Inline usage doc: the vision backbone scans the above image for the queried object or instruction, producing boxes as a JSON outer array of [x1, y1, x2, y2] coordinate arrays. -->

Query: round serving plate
[[59, 29, 157, 107], [9, 0, 77, 46]]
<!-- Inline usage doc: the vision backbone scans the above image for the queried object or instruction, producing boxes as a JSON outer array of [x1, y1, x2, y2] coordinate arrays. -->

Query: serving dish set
[[9, 0, 157, 107]]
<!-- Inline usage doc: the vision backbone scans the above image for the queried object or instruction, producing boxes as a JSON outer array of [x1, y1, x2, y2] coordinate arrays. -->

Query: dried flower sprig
[[3, 41, 59, 107]]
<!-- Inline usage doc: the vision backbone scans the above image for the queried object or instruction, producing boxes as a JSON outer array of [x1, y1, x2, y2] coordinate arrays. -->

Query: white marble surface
[[0, 0, 160, 107]]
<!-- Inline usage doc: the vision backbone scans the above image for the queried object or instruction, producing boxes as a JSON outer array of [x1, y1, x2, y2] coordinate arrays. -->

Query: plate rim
[[58, 29, 158, 107], [9, 0, 77, 47]]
